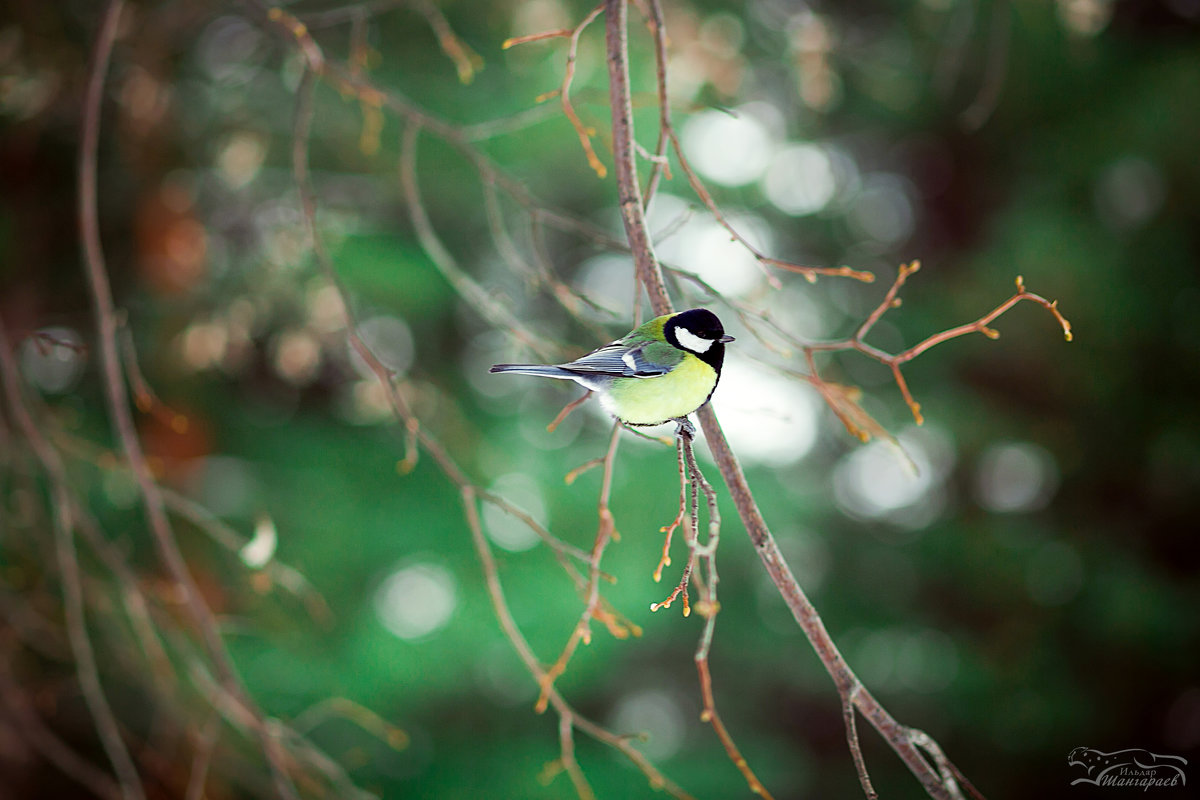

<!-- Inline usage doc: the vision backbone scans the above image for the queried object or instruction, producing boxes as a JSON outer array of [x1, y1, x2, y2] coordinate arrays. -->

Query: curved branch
[[79, 3, 298, 796], [604, 1, 969, 798]]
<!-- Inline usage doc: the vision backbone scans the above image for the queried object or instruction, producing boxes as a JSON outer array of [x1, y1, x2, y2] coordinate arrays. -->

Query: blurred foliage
[[2, 1, 1199, 799]]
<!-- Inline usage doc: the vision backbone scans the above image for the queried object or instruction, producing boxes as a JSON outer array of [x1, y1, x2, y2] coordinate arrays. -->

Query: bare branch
[[0, 325, 145, 800], [605, 0, 672, 317], [79, 3, 299, 793], [537, 423, 626, 712], [462, 486, 693, 800], [808, 266, 1073, 426], [603, 2, 978, 798]]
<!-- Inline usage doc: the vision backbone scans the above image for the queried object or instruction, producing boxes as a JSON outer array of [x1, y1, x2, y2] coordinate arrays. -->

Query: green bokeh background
[[2, 1, 1198, 798]]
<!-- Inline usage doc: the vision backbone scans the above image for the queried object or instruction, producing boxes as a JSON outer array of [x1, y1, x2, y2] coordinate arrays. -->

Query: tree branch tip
[[386, 728, 411, 750], [537, 759, 564, 785], [503, 29, 572, 49], [981, 326, 1000, 339]]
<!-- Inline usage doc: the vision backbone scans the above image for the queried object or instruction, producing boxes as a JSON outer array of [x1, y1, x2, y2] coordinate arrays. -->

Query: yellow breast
[[603, 356, 717, 425]]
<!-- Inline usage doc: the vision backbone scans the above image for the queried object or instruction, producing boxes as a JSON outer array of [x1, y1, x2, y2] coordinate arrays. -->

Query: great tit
[[490, 308, 734, 429]]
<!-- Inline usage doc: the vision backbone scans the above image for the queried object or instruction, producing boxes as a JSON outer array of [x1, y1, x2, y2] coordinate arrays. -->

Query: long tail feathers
[[489, 364, 576, 379]]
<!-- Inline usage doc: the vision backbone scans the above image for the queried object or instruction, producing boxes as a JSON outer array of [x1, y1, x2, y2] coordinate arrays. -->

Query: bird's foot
[[672, 417, 695, 440]]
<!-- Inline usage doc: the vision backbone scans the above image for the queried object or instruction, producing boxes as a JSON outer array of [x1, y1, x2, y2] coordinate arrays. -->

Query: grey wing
[[558, 341, 667, 378]]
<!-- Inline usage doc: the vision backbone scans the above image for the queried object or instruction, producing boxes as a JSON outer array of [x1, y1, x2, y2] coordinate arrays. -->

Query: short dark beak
[[720, 335, 735, 343]]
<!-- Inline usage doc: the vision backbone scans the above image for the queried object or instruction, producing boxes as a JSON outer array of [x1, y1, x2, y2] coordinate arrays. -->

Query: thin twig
[[185, 711, 221, 800], [283, 42, 689, 796], [78, 4, 299, 794], [808, 266, 1072, 425], [0, 322, 146, 800], [640, 0, 672, 204], [605, 0, 672, 317], [558, 710, 595, 800], [652, 436, 689, 584], [844, 691, 879, 799], [462, 486, 693, 800], [399, 122, 553, 360], [560, 5, 607, 179], [507, 5, 608, 177], [605, 2, 974, 797], [408, 0, 482, 84], [681, 429, 772, 798], [536, 423, 625, 712]]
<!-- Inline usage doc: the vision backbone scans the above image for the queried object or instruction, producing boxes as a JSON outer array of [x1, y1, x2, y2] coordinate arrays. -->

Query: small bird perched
[[490, 308, 734, 434]]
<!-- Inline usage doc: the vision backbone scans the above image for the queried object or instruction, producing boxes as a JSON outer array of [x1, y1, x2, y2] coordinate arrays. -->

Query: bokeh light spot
[[19, 327, 85, 394], [975, 441, 1059, 513], [1094, 155, 1165, 231], [711, 359, 820, 466], [349, 315, 414, 379], [846, 174, 916, 248], [610, 688, 687, 760], [576, 253, 637, 318], [375, 563, 457, 641], [272, 328, 322, 386], [216, 131, 267, 189], [833, 426, 954, 524], [763, 143, 837, 216], [648, 195, 771, 297], [681, 106, 775, 187], [481, 473, 546, 552], [183, 455, 258, 518]]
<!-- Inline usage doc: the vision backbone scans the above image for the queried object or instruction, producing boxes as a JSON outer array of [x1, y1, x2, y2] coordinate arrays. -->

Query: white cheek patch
[[674, 327, 714, 354]]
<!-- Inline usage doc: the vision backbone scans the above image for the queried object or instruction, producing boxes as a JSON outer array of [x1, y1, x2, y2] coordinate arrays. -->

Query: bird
[[490, 308, 734, 434]]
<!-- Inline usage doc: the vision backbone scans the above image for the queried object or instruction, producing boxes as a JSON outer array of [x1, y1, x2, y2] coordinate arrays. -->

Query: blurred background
[[2, 0, 1199, 798]]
